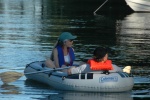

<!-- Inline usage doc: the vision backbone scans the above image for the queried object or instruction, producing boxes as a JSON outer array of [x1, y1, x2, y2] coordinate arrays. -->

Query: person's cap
[[58, 32, 77, 41], [93, 47, 108, 59]]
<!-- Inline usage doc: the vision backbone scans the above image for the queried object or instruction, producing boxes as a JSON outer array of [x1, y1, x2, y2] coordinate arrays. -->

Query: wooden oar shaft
[[0, 67, 70, 83], [24, 67, 70, 75], [24, 69, 52, 75]]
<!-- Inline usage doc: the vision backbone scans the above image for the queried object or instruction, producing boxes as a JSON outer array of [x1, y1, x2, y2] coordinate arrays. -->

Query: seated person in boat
[[45, 32, 77, 68], [67, 47, 131, 74]]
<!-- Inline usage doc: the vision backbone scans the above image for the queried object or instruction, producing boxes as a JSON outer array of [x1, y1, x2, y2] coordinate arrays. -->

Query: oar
[[0, 71, 23, 84], [0, 67, 70, 84], [24, 67, 70, 75]]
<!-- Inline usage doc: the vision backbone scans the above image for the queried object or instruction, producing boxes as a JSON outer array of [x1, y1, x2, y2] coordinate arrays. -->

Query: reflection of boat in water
[[125, 0, 150, 12], [43, 92, 133, 100], [24, 61, 134, 92], [116, 12, 150, 66]]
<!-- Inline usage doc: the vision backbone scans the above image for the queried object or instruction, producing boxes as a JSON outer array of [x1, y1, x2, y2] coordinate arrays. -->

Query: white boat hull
[[125, 0, 150, 12], [24, 61, 134, 92]]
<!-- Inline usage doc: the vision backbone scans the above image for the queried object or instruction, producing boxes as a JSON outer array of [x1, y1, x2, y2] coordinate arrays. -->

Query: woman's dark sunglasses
[[69, 39, 74, 42]]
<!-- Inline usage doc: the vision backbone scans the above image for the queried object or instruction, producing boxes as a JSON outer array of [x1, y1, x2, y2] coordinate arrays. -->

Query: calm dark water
[[0, 0, 149, 100]]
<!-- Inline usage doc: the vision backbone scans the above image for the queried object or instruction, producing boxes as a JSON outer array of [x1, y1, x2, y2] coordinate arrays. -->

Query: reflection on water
[[116, 13, 150, 66], [0, 0, 150, 100], [42, 92, 133, 100], [0, 0, 48, 68], [0, 84, 20, 94]]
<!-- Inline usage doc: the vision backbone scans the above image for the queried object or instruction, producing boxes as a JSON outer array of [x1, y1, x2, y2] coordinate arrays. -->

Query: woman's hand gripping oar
[[0, 67, 70, 84]]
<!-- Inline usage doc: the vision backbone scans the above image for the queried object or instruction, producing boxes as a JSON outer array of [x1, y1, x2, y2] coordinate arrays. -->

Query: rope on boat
[[93, 0, 108, 15]]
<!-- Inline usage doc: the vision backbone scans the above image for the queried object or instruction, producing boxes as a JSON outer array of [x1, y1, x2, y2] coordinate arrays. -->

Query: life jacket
[[56, 46, 75, 67], [87, 59, 113, 70]]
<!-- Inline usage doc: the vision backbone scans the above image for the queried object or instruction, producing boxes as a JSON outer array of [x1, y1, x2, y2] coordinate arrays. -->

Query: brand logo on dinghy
[[100, 76, 118, 83]]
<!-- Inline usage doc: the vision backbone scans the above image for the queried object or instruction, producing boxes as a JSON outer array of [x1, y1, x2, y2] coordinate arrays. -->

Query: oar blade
[[0, 71, 23, 84]]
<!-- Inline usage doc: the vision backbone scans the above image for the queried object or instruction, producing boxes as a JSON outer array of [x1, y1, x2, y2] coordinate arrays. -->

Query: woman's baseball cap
[[58, 32, 77, 41]]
